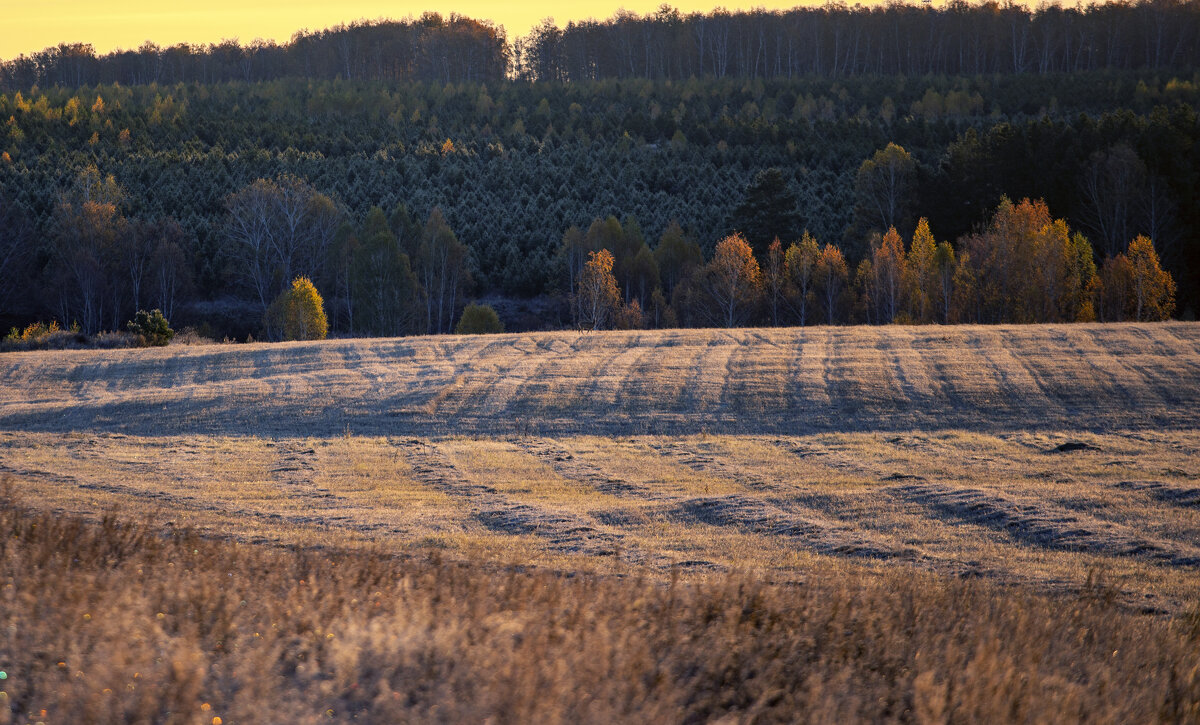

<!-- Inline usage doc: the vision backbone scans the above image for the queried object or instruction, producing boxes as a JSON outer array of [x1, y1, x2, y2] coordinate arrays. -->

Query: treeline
[[19, 159, 1174, 342], [3, 1, 1199, 90], [562, 198, 1175, 331], [517, 1, 1200, 81], [0, 15, 508, 88]]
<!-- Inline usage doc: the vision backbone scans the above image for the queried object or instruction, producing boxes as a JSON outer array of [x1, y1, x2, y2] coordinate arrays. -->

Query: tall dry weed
[[1, 486, 1198, 723]]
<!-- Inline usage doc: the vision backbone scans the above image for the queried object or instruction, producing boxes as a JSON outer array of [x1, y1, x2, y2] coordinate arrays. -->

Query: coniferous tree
[[730, 169, 802, 258]]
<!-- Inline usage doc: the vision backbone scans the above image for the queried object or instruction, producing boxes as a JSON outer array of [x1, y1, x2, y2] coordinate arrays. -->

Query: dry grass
[[2, 323, 1200, 721], [4, 428, 1199, 611], [0, 492, 1197, 724]]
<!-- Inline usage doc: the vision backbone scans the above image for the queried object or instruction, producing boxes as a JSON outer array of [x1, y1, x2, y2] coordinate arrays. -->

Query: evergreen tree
[[729, 168, 801, 258]]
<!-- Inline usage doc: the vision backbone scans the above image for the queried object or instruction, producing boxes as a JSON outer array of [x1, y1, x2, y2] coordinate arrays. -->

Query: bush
[[126, 309, 174, 346], [1, 320, 140, 351], [5, 320, 62, 344], [266, 277, 328, 341], [455, 304, 505, 334]]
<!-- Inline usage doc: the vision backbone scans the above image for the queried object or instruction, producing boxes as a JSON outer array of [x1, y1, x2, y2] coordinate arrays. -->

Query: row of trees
[[3, 1, 1197, 90], [0, 15, 508, 88], [11, 165, 1185, 338], [519, 1, 1200, 81], [24, 160, 1177, 338], [569, 198, 1175, 331], [4, 76, 1194, 309]]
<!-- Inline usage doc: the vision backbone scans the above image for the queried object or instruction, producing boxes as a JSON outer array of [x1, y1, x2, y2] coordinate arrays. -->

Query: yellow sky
[[3, 1, 837, 60]]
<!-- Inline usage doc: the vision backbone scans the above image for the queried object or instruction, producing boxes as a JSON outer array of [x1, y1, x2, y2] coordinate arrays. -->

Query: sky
[[2, 0, 834, 60]]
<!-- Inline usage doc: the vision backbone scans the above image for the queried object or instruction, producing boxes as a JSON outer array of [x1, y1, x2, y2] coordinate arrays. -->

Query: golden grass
[[0, 494, 1197, 724]]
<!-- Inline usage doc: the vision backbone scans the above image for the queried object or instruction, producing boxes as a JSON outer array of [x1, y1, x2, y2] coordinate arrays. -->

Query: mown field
[[2, 323, 1200, 722]]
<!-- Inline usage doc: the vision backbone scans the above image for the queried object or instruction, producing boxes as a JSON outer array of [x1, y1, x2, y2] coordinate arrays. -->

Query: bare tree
[[1078, 144, 1146, 258], [224, 176, 343, 310]]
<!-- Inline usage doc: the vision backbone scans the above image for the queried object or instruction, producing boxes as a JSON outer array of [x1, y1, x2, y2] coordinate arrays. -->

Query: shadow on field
[[1, 323, 1199, 438]]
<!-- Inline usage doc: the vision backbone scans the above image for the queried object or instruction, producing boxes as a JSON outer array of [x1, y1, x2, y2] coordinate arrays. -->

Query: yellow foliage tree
[[266, 277, 328, 341], [870, 226, 907, 323], [1127, 235, 1176, 321], [906, 218, 937, 323], [784, 231, 819, 326]]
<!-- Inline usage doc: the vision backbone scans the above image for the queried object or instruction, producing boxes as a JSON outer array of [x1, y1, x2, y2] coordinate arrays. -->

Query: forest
[[0, 2, 1197, 338]]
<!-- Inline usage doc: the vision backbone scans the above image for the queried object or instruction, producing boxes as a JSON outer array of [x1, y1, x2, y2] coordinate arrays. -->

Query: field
[[3, 323, 1200, 721]]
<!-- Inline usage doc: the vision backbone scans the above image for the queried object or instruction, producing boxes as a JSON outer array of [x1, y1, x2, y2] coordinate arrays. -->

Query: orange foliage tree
[[577, 249, 621, 330], [701, 233, 763, 327], [955, 198, 1097, 324], [814, 244, 849, 325]]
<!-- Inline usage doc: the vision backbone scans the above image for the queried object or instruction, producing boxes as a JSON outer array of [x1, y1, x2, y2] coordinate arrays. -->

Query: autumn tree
[[932, 241, 957, 324], [52, 198, 127, 334], [266, 276, 328, 341], [1062, 231, 1098, 322], [784, 231, 819, 326], [577, 249, 621, 330], [906, 218, 937, 323], [49, 166, 132, 333], [814, 243, 849, 325], [700, 233, 763, 327], [870, 227, 907, 323], [763, 238, 786, 326], [957, 198, 1051, 323], [1127, 235, 1176, 321], [1096, 254, 1134, 322]]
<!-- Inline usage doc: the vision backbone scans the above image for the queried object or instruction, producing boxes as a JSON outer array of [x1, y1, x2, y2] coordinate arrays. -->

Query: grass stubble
[[2, 323, 1200, 722]]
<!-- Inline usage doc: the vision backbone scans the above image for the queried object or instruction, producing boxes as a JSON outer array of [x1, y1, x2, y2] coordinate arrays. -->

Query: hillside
[[3, 323, 1199, 436]]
